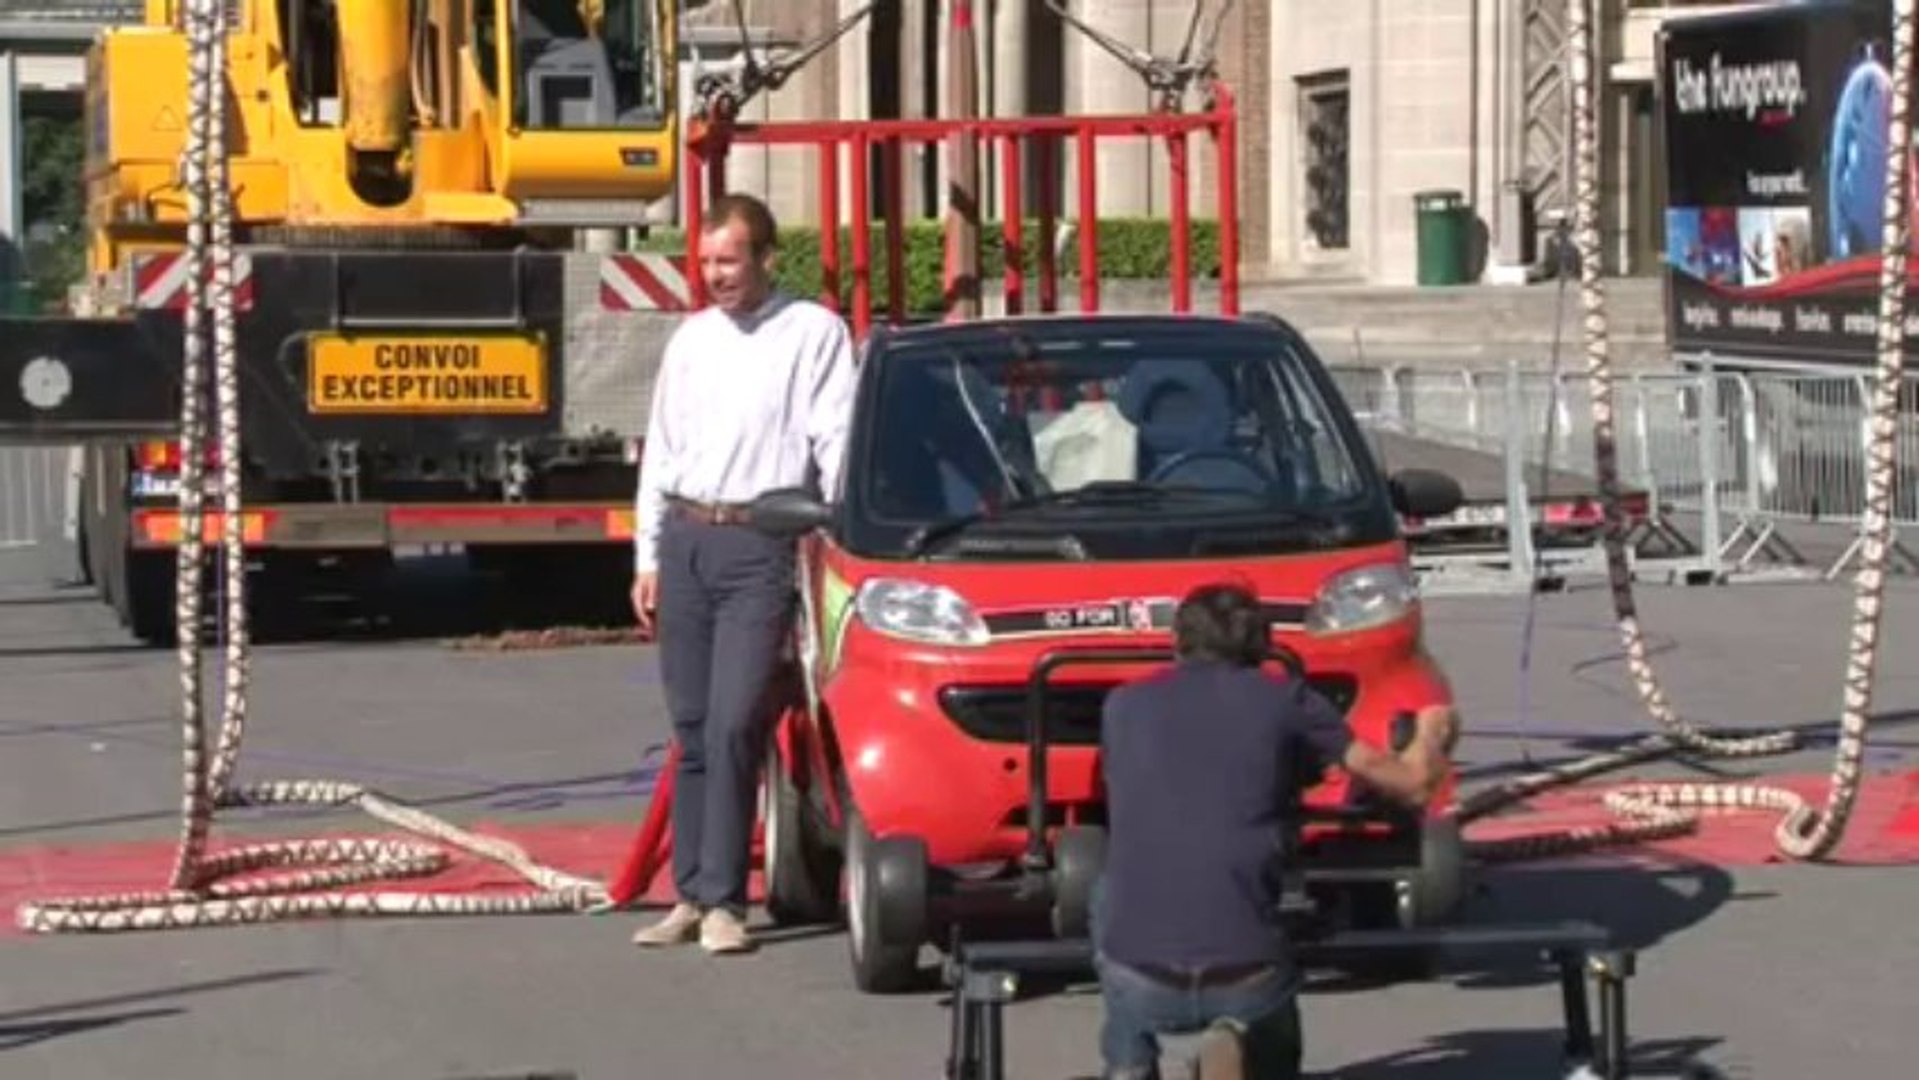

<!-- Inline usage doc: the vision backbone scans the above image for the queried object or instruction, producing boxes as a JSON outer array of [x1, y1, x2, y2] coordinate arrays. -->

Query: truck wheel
[[762, 727, 842, 927], [74, 509, 93, 587], [1050, 825, 1106, 940], [121, 550, 178, 646], [845, 814, 925, 994], [88, 501, 117, 615], [85, 449, 122, 616]]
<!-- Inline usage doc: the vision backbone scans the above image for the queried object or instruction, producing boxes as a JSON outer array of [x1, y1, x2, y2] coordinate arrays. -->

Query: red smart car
[[746, 312, 1467, 993]]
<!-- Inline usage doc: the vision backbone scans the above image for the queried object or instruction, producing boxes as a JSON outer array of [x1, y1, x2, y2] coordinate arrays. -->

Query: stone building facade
[[672, 1, 1745, 286]]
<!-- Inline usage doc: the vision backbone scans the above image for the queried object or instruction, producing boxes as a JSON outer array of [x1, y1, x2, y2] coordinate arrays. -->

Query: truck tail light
[[135, 440, 222, 472]]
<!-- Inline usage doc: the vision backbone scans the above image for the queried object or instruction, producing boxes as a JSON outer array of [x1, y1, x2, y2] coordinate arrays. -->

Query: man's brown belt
[[665, 494, 756, 526]]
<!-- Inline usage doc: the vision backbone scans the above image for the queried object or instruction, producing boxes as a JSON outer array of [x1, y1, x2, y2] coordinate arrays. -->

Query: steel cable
[[1455, 0, 1905, 863]]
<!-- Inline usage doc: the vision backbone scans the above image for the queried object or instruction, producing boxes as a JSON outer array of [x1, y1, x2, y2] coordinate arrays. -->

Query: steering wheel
[[1146, 447, 1281, 495]]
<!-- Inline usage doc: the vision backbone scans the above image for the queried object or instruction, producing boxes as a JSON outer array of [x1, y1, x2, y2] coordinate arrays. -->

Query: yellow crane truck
[[2, 0, 687, 640]]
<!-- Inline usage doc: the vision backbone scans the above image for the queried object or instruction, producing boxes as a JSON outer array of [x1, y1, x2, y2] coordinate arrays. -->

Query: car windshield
[[849, 319, 1388, 559]]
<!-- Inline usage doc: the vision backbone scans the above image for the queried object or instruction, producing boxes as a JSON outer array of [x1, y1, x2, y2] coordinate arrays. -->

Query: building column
[[1488, 0, 1536, 280], [1212, 0, 1270, 280], [1063, 1, 1151, 219], [983, 0, 1026, 221], [757, 2, 829, 230], [835, 0, 872, 227], [900, 0, 935, 216], [1, 52, 21, 294], [837, 0, 872, 124], [990, 0, 1026, 121], [1137, 0, 1226, 220]]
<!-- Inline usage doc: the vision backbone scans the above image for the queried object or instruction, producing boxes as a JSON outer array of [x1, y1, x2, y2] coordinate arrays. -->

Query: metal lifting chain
[[17, 0, 607, 933], [1455, 0, 1908, 863]]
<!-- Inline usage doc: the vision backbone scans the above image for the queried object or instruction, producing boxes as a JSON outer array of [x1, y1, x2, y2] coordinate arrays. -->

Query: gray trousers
[[655, 512, 796, 915]]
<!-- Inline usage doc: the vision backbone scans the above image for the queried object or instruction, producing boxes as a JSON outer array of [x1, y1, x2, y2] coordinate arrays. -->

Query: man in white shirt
[[628, 193, 857, 955]]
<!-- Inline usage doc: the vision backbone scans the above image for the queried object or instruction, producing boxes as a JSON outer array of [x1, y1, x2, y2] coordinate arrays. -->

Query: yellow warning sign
[[152, 106, 181, 132]]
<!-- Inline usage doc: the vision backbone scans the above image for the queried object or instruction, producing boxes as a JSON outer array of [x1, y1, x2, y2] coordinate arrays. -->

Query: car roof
[[866, 310, 1300, 351]]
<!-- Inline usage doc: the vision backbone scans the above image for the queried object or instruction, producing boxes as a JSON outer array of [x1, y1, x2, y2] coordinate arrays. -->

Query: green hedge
[[638, 216, 1220, 315]]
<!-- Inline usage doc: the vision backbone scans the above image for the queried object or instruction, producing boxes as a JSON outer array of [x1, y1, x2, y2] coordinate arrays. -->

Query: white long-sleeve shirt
[[633, 292, 858, 573]]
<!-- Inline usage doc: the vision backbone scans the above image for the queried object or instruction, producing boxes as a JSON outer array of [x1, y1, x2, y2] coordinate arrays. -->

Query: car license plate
[[306, 333, 547, 414], [1417, 503, 1506, 530]]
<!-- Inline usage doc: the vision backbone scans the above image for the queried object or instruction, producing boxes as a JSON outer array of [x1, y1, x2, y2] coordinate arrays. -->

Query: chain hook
[[1044, 0, 1235, 112], [693, 0, 877, 124]]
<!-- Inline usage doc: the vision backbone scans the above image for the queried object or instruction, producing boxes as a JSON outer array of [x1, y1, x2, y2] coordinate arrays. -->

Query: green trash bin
[[1414, 189, 1470, 286]]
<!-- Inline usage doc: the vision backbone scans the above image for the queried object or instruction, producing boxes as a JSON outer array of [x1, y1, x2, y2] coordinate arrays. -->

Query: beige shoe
[[1194, 1019, 1245, 1080], [699, 907, 755, 955], [630, 902, 703, 947]]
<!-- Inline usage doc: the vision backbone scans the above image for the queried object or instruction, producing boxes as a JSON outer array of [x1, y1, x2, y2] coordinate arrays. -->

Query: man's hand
[[1410, 704, 1460, 757], [631, 571, 658, 634], [1341, 704, 1460, 809]]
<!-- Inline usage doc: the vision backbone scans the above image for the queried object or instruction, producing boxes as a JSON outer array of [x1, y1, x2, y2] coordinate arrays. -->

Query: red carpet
[[1462, 769, 1919, 867], [0, 820, 744, 938], [3, 770, 1914, 936]]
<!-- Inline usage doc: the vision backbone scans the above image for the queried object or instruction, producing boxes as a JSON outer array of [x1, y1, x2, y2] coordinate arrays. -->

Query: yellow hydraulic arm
[[87, 0, 679, 272], [334, 0, 413, 173]]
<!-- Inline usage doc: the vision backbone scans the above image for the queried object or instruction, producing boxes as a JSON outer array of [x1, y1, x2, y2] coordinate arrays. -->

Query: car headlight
[[1306, 563, 1418, 635], [853, 579, 990, 647]]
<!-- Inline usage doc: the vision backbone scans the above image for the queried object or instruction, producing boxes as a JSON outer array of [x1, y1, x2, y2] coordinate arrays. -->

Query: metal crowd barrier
[[6, 362, 1914, 591], [0, 446, 77, 552], [1329, 360, 1919, 590]]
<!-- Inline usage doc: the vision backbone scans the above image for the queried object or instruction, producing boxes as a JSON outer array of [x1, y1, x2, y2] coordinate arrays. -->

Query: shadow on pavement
[[1288, 864, 1736, 1077], [1461, 859, 1740, 954], [1307, 859, 1737, 998], [0, 968, 323, 1051], [0, 642, 160, 660], [1322, 1030, 1726, 1079], [0, 1007, 187, 1051], [0, 807, 180, 842], [0, 592, 96, 608], [0, 762, 659, 845]]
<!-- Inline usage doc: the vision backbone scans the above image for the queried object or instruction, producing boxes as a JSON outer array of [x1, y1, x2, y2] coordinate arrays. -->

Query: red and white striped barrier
[[130, 251, 257, 311], [599, 253, 692, 312]]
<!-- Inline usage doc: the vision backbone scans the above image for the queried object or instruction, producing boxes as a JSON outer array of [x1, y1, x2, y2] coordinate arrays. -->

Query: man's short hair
[[704, 192, 779, 257], [1172, 582, 1269, 666]]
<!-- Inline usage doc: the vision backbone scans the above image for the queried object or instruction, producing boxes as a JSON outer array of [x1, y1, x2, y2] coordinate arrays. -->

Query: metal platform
[[943, 920, 1643, 1080]]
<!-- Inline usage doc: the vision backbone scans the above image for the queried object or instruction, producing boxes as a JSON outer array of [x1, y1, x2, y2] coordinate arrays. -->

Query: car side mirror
[[1389, 468, 1463, 519], [748, 486, 834, 538]]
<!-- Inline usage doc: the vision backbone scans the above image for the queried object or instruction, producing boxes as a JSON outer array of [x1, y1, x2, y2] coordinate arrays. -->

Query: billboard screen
[[1660, 0, 1919, 367]]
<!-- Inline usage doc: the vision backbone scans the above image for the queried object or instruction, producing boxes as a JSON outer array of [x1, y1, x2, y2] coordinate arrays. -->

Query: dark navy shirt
[[1095, 659, 1354, 969]]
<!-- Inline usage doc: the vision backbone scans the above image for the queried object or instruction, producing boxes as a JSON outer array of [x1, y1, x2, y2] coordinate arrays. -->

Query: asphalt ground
[[1, 545, 1916, 1079]]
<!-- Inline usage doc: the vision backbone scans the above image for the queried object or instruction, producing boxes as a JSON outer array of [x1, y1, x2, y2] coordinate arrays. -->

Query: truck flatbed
[[1368, 428, 1619, 507]]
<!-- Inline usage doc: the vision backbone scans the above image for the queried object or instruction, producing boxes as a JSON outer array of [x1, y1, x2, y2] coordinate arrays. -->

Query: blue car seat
[[1117, 359, 1277, 496]]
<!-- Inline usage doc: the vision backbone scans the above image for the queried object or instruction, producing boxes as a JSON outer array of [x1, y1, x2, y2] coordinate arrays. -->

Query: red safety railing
[[680, 86, 1241, 338]]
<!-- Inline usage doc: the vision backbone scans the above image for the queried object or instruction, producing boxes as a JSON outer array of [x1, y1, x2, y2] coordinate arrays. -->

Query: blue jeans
[[1095, 951, 1303, 1078]]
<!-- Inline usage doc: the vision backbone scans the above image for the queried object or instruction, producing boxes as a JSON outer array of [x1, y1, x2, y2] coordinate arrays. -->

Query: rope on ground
[[1451, 0, 1907, 864], [16, 0, 608, 933]]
